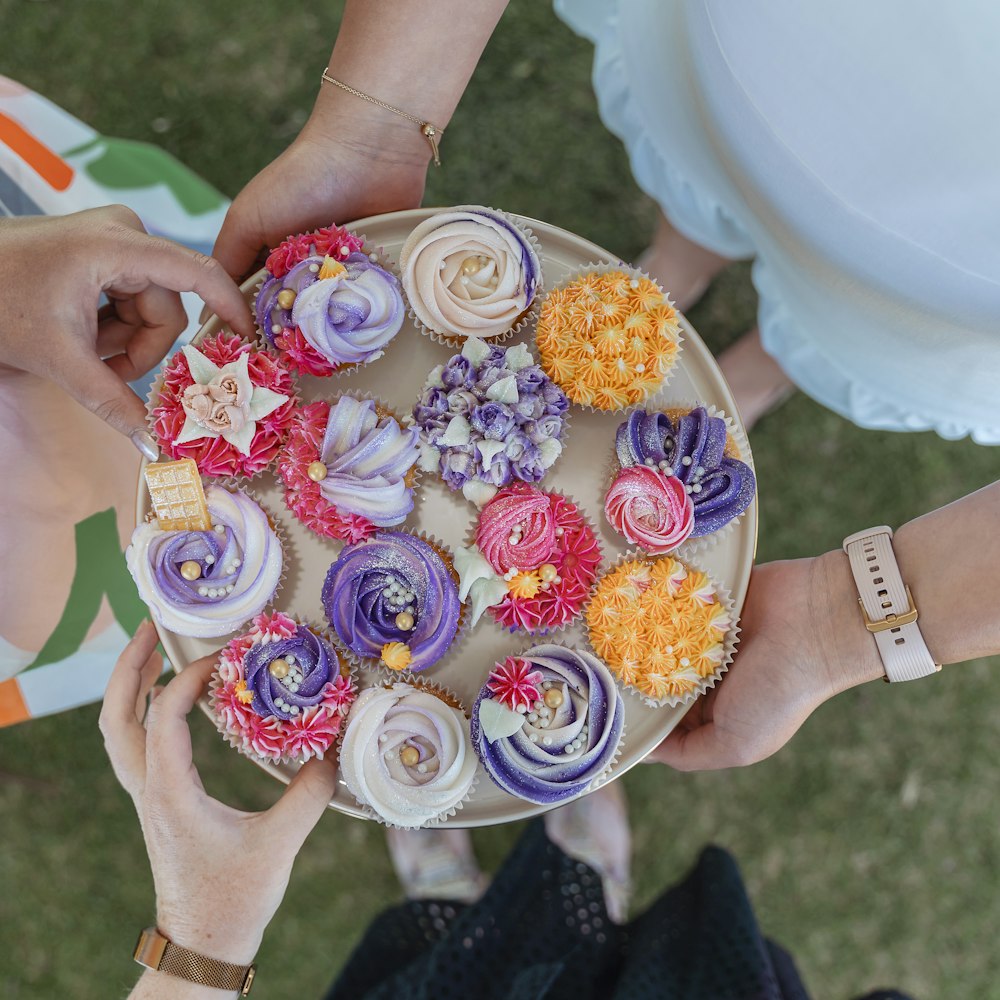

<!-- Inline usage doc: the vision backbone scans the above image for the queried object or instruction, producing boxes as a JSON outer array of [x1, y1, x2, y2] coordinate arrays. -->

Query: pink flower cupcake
[[454, 484, 602, 633], [210, 611, 356, 763], [151, 333, 297, 478], [604, 464, 694, 554]]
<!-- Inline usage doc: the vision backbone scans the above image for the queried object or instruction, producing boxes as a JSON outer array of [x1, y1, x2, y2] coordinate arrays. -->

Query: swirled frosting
[[243, 625, 337, 720], [615, 407, 755, 537], [255, 252, 404, 368], [400, 207, 541, 340], [127, 485, 282, 638], [605, 465, 694, 553], [340, 682, 477, 827], [321, 532, 462, 672], [471, 645, 624, 805]]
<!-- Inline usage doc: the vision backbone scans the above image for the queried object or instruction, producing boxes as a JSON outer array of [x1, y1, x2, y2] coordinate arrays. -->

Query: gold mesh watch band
[[134, 927, 257, 995]]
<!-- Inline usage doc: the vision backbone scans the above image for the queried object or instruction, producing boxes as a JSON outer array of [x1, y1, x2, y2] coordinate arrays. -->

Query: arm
[[98, 623, 337, 999], [212, 0, 510, 278], [0, 207, 253, 457], [654, 480, 1000, 770]]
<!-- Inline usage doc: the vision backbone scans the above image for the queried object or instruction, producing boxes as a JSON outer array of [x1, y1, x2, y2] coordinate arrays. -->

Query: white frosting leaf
[[479, 698, 526, 743], [453, 545, 496, 601], [538, 437, 563, 469], [438, 414, 472, 447], [468, 575, 510, 626], [461, 337, 492, 366], [485, 374, 519, 404], [462, 479, 498, 508], [503, 343, 534, 371], [476, 439, 506, 465], [418, 440, 441, 472], [248, 384, 289, 421], [223, 419, 256, 456], [426, 364, 446, 388], [182, 344, 222, 385]]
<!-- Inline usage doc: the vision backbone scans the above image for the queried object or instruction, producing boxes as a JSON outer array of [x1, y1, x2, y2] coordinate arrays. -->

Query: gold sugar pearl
[[400, 746, 420, 767], [544, 688, 564, 709], [395, 611, 415, 631], [268, 658, 290, 679], [538, 564, 559, 584], [460, 256, 481, 276], [179, 560, 202, 581], [276, 289, 297, 310], [307, 461, 328, 482]]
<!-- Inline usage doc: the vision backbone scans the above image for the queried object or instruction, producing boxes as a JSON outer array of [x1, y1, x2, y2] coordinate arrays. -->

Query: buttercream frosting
[[604, 464, 694, 553]]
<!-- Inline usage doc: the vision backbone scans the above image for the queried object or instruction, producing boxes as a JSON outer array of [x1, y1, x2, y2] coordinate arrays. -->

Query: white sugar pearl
[[198, 587, 208, 596], [542, 681, 552, 690], [696, 466, 705, 475], [290, 706, 300, 716], [406, 606, 415, 615], [417, 763, 428, 773], [533, 700, 543, 710], [214, 524, 226, 533], [225, 585, 234, 594], [555, 527, 565, 537], [204, 555, 215, 565], [528, 712, 538, 723], [636, 363, 645, 373], [339, 245, 350, 257], [379, 734, 389, 743], [517, 704, 528, 714], [233, 559, 241, 568], [564, 745, 574, 755], [645, 458, 656, 467], [529, 733, 538, 743], [665, 645, 674, 654], [542, 736, 553, 746], [285, 655, 295, 665], [630, 279, 639, 289], [271, 324, 280, 335], [309, 263, 320, 272], [681, 456, 693, 467], [540, 707, 551, 719], [693, 484, 702, 493], [383, 588, 393, 597], [680, 657, 690, 667], [664, 466, 674, 477]]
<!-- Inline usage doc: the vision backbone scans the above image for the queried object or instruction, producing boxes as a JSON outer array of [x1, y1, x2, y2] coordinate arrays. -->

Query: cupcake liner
[[134, 477, 288, 640], [323, 530, 469, 675], [471, 641, 627, 805], [461, 487, 603, 637], [208, 614, 358, 768], [535, 260, 684, 414], [402, 206, 544, 349], [276, 392, 424, 543], [599, 402, 754, 560], [337, 677, 479, 829], [146, 334, 298, 482], [583, 548, 740, 710], [252, 233, 404, 381]]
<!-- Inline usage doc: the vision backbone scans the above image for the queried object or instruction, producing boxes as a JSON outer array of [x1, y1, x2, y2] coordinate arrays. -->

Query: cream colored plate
[[136, 208, 757, 827]]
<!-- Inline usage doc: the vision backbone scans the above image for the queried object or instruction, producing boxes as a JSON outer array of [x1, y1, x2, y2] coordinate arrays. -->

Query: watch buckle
[[133, 927, 169, 969], [241, 965, 257, 996], [859, 585, 919, 633]]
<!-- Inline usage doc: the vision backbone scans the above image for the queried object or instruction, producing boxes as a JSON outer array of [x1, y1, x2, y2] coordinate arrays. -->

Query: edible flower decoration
[[486, 656, 543, 713]]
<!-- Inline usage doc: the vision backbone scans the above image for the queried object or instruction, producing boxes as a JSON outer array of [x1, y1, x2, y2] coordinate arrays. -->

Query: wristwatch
[[842, 525, 940, 682], [134, 927, 257, 995]]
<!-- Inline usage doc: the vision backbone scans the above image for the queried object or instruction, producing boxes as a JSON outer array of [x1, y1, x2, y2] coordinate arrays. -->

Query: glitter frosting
[[614, 406, 755, 537], [339, 682, 476, 828], [322, 531, 462, 672], [471, 645, 624, 805], [604, 464, 694, 554], [127, 485, 282, 638]]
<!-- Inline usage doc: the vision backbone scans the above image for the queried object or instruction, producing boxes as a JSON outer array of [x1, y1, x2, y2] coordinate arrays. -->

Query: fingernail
[[130, 429, 159, 463]]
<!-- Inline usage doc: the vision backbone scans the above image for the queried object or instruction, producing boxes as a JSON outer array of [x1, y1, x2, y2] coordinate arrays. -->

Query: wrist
[[155, 912, 262, 968]]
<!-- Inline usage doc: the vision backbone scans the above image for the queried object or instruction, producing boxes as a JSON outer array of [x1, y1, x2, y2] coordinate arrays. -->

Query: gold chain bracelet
[[320, 70, 444, 166]]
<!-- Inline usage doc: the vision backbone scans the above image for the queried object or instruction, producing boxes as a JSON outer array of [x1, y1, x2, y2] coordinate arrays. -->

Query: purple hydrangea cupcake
[[411, 337, 569, 506]]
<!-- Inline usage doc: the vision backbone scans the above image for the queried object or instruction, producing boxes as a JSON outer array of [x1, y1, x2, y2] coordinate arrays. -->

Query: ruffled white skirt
[[556, 0, 1000, 442]]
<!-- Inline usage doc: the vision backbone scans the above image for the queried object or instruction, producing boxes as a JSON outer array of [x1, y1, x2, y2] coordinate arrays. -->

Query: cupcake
[[454, 484, 601, 633], [400, 206, 542, 343], [586, 554, 735, 706], [471, 645, 624, 805], [339, 681, 477, 828], [210, 611, 356, 763], [255, 226, 404, 377], [151, 333, 296, 478], [612, 406, 755, 543], [411, 336, 569, 506], [535, 268, 681, 411], [127, 480, 283, 638], [322, 531, 463, 673], [278, 396, 420, 543]]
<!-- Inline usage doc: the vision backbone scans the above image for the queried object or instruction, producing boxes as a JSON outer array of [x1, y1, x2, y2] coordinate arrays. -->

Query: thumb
[[648, 721, 723, 772], [212, 202, 265, 283], [266, 754, 338, 848], [56, 353, 159, 459]]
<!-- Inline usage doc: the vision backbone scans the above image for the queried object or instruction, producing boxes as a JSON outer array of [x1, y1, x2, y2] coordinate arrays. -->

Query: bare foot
[[718, 327, 796, 430], [638, 212, 731, 312], [385, 827, 487, 904]]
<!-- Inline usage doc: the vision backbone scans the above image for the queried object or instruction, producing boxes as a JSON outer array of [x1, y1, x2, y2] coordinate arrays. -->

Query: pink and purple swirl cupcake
[[471, 645, 624, 805], [321, 531, 463, 673]]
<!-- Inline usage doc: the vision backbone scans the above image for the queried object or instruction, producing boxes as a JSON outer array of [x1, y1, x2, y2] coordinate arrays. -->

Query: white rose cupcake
[[400, 206, 542, 343], [339, 682, 477, 828], [127, 484, 283, 638]]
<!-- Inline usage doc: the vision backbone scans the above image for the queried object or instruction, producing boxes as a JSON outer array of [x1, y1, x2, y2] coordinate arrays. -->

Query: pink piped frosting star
[[487, 656, 544, 712]]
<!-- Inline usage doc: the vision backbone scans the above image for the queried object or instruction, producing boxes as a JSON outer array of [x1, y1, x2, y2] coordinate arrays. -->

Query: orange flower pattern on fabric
[[536, 271, 680, 410], [586, 555, 731, 702]]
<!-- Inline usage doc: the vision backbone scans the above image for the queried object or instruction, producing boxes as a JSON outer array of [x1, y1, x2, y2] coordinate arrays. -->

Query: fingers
[[103, 288, 187, 382], [648, 722, 723, 771], [266, 756, 338, 848], [212, 201, 264, 282], [55, 352, 153, 440], [99, 621, 161, 796]]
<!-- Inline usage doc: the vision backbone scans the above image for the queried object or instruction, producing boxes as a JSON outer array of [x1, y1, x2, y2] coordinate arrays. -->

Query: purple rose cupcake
[[321, 531, 463, 673], [411, 337, 569, 507], [471, 644, 624, 805]]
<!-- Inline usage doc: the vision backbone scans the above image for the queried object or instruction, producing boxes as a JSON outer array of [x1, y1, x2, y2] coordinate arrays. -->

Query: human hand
[[651, 552, 884, 770], [212, 104, 428, 281], [0, 207, 253, 458], [99, 622, 338, 964]]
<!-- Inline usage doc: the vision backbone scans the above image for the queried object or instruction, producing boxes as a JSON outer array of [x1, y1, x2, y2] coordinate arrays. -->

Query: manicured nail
[[130, 429, 159, 462]]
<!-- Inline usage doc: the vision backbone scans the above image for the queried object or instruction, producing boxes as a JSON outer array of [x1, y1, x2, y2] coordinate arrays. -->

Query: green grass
[[2, 2, 999, 997]]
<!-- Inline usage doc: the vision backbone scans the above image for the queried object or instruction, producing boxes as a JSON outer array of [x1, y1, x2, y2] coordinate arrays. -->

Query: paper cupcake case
[[276, 391, 424, 543], [336, 676, 480, 830], [583, 547, 741, 711], [320, 529, 470, 676], [252, 234, 405, 381], [534, 260, 685, 415], [146, 334, 299, 482], [600, 402, 755, 560], [460, 486, 603, 637], [401, 206, 544, 350], [470, 641, 628, 806], [208, 614, 358, 768]]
